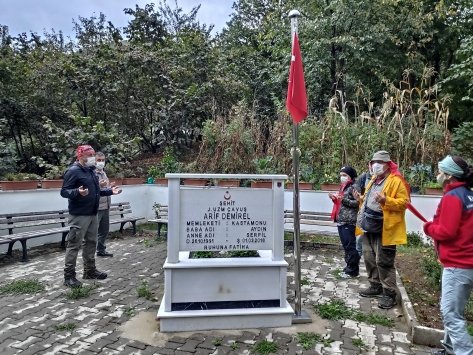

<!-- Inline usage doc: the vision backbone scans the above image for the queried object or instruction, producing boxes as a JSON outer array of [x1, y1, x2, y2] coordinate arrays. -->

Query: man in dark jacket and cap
[[61, 145, 122, 288]]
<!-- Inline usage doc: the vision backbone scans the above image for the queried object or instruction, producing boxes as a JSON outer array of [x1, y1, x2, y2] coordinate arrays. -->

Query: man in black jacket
[[61, 145, 122, 287]]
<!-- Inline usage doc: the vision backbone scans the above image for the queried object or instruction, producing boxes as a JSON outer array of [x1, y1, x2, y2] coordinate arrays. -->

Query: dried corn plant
[[194, 103, 265, 173]]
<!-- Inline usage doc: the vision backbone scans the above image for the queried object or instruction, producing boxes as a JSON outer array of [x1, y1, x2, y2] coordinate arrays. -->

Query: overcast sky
[[0, 0, 235, 38]]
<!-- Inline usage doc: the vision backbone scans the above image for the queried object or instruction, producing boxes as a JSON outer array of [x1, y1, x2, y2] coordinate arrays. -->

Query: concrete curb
[[396, 273, 444, 347]]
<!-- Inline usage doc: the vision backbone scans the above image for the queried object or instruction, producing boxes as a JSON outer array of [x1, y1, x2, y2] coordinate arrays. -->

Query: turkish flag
[[286, 33, 308, 124]]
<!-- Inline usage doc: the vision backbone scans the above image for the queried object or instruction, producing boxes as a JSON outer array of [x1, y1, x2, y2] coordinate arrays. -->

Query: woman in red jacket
[[424, 155, 473, 355]]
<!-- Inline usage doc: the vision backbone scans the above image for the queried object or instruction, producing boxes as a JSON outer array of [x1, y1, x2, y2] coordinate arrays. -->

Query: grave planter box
[[158, 250, 292, 332]]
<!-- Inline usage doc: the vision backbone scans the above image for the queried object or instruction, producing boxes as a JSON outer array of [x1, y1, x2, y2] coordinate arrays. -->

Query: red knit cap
[[76, 145, 95, 158]]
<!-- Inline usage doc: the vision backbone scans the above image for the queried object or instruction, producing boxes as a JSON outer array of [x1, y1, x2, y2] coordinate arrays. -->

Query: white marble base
[[157, 300, 294, 332]]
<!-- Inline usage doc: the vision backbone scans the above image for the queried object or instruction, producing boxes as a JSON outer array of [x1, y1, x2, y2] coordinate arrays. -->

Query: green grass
[[353, 312, 395, 327], [65, 284, 97, 300], [314, 299, 394, 327], [212, 338, 222, 346], [138, 222, 159, 230], [54, 322, 77, 332], [314, 299, 353, 320], [468, 324, 473, 336], [301, 276, 311, 286], [142, 238, 154, 247], [230, 342, 239, 350], [0, 279, 45, 295], [296, 332, 333, 350], [124, 306, 135, 317], [331, 268, 343, 280], [253, 340, 278, 355], [284, 232, 338, 245], [351, 338, 366, 349], [137, 280, 154, 301]]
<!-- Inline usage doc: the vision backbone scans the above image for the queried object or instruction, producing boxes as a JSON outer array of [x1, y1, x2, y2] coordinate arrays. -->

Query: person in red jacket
[[423, 155, 473, 355]]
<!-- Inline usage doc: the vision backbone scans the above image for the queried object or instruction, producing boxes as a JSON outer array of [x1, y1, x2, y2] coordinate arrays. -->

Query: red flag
[[407, 203, 428, 223], [286, 33, 308, 124]]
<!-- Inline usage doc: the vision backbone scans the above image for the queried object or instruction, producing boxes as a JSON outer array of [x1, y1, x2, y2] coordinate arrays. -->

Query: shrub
[[421, 248, 442, 290]]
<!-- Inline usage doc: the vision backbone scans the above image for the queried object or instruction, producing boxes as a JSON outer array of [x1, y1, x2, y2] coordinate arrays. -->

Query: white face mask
[[436, 172, 449, 185], [96, 161, 105, 170], [85, 156, 96, 167], [371, 163, 386, 176], [340, 176, 349, 183]]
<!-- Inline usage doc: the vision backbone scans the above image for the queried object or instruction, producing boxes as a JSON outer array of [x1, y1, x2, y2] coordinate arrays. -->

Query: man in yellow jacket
[[354, 150, 409, 309]]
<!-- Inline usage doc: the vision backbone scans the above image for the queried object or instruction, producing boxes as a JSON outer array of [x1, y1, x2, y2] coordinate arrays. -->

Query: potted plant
[[286, 163, 314, 190], [424, 181, 443, 195], [251, 156, 275, 188], [1, 173, 40, 190], [320, 171, 340, 191], [215, 179, 241, 187], [148, 148, 181, 186], [122, 168, 145, 185], [41, 165, 66, 189], [181, 161, 209, 186]]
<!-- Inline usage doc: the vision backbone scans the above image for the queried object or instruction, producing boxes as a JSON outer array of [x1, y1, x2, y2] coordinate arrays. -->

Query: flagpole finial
[[288, 10, 301, 18]]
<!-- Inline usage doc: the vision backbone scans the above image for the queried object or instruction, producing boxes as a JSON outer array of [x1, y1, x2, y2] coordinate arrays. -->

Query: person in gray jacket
[[329, 166, 360, 278], [95, 152, 114, 257]]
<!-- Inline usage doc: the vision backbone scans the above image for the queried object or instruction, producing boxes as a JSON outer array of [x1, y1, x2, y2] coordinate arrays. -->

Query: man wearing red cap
[[60, 145, 122, 288]]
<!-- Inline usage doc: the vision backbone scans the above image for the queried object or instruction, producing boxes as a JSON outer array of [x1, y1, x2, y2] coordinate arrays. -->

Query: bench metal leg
[[157, 223, 162, 238], [7, 241, 14, 257], [131, 222, 137, 235], [20, 239, 28, 262], [119, 222, 126, 233], [61, 232, 67, 249]]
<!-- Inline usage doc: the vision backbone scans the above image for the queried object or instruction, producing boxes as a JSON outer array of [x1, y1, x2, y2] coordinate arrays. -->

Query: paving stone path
[[0, 234, 434, 354]]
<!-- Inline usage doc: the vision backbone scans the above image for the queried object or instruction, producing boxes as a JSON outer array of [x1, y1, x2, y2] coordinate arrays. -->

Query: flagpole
[[289, 9, 312, 324]]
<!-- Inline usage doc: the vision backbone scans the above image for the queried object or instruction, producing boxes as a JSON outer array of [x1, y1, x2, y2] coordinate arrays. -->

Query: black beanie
[[340, 166, 357, 180]]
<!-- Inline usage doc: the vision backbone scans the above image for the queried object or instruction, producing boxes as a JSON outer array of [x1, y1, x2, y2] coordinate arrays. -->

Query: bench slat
[[3, 227, 70, 240], [1, 201, 142, 262]]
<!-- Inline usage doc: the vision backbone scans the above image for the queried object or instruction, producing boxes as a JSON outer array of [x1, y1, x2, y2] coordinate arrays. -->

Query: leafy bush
[[452, 121, 473, 159], [406, 232, 425, 248], [421, 248, 442, 290]]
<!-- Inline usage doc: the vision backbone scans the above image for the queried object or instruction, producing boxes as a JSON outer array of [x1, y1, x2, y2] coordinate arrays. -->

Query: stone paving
[[0, 233, 435, 354]]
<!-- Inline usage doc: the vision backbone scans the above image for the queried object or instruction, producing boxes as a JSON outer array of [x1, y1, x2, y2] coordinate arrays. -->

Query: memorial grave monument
[[157, 173, 293, 332]]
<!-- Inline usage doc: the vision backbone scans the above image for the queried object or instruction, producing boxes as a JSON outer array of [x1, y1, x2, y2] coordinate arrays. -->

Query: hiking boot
[[83, 269, 108, 280], [430, 348, 447, 355], [64, 277, 82, 288], [378, 294, 397, 309], [97, 251, 113, 257], [359, 284, 382, 298]]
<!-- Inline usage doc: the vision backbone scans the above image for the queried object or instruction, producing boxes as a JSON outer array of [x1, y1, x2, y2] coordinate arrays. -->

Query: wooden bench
[[0, 209, 70, 262], [109, 202, 145, 235], [284, 210, 337, 236], [149, 204, 168, 238]]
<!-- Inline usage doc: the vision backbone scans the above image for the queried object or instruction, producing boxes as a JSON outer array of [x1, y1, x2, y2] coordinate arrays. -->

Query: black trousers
[[338, 224, 361, 276]]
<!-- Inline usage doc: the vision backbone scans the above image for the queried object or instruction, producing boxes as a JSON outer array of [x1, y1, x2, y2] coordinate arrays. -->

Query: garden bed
[[395, 241, 473, 333]]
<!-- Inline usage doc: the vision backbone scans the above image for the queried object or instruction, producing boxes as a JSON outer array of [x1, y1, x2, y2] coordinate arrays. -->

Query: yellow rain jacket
[[363, 173, 409, 245]]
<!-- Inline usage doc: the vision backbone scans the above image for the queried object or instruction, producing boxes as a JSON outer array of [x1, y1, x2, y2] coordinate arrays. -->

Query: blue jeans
[[356, 234, 363, 257], [337, 224, 360, 276], [440, 267, 473, 355]]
